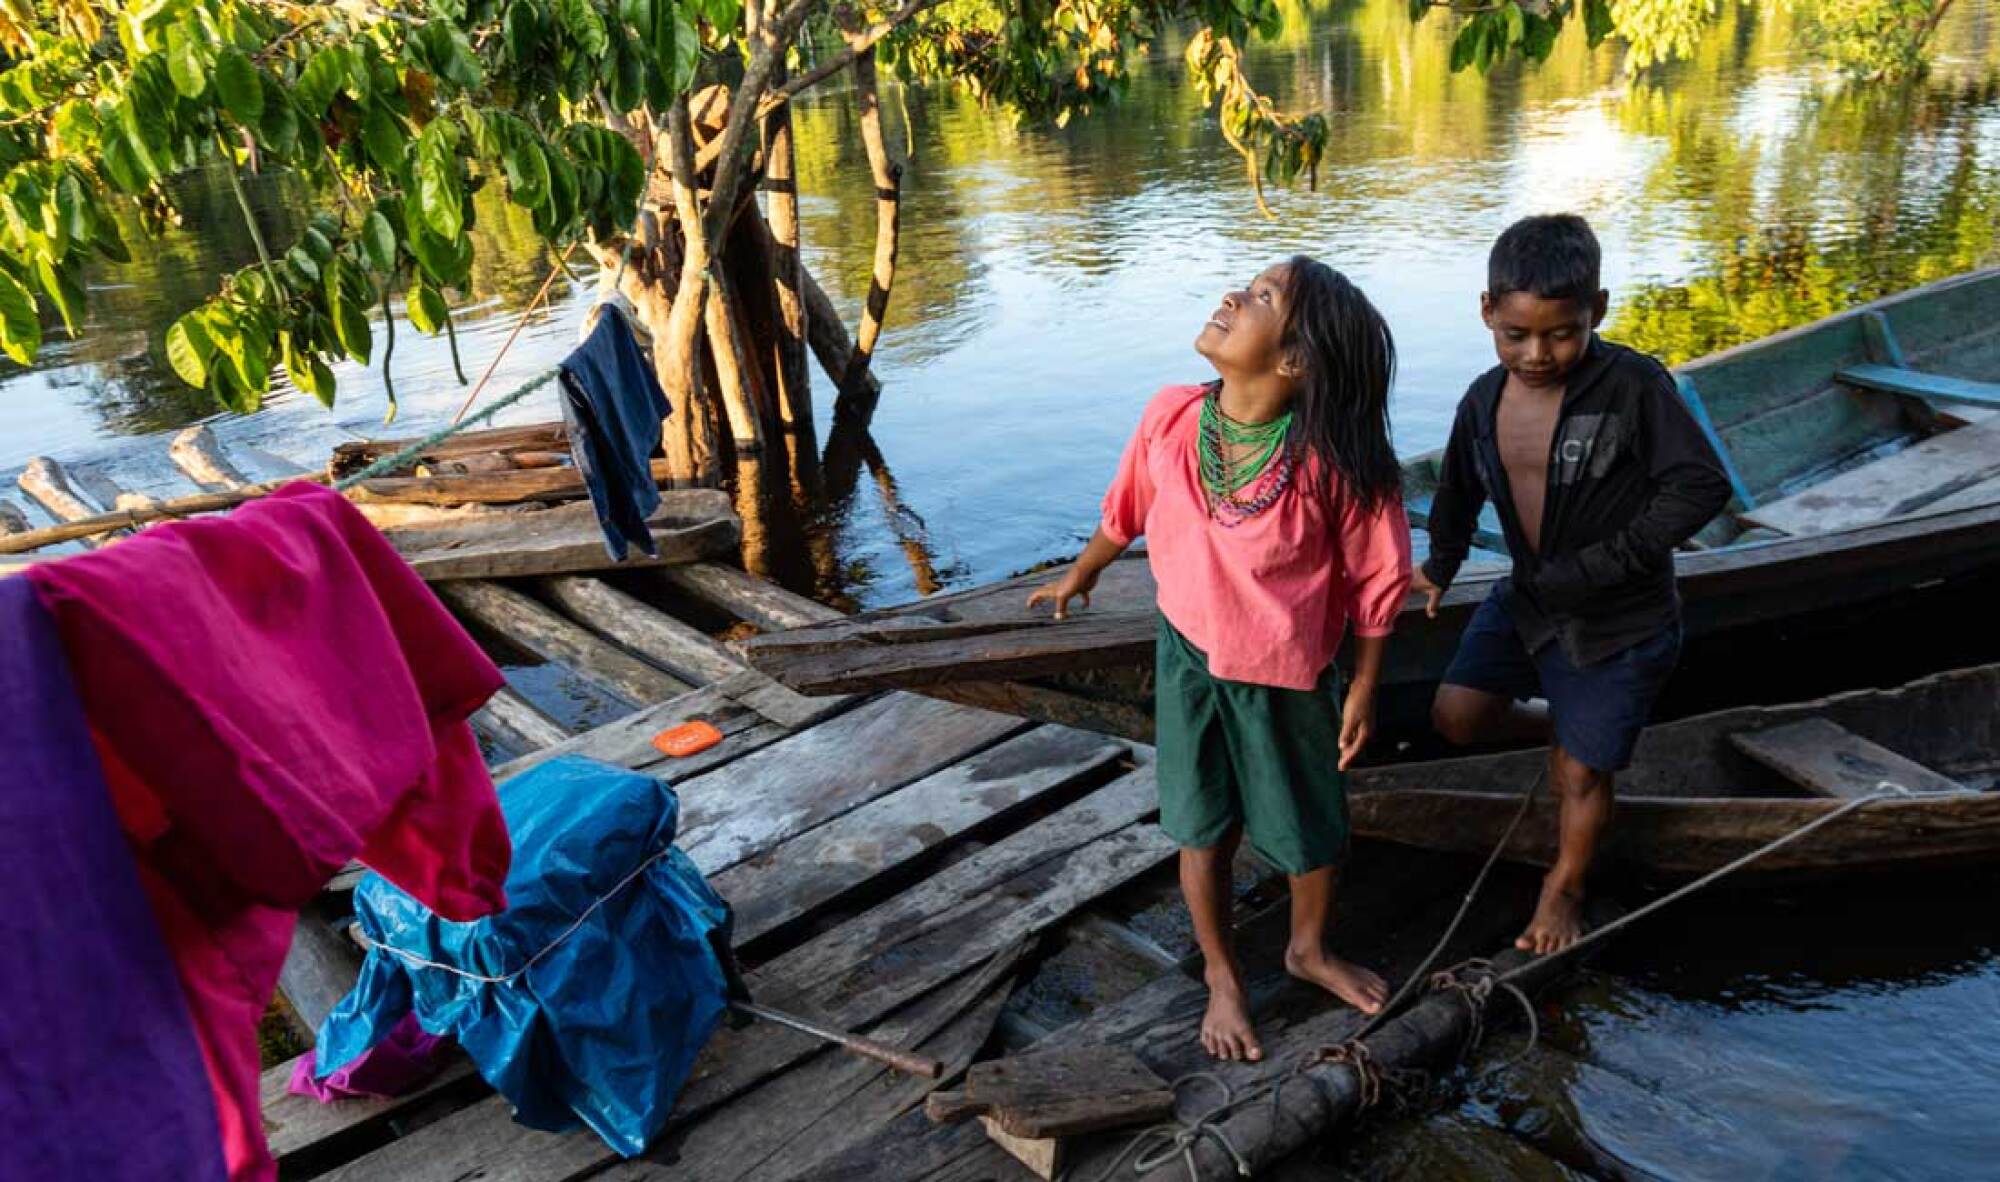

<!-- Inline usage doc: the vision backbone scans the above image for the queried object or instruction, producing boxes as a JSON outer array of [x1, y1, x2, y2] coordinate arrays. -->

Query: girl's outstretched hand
[[1337, 685, 1375, 771], [1026, 567, 1099, 620], [1409, 567, 1444, 619]]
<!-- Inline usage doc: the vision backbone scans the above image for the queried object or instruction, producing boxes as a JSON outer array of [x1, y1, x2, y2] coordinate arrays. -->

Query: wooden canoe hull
[[1347, 662, 2000, 876]]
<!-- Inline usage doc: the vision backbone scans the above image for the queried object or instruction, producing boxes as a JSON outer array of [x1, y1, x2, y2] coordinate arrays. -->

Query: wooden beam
[[472, 686, 571, 754], [1838, 362, 2000, 412], [169, 425, 251, 491], [1729, 717, 1965, 799], [542, 576, 747, 686], [346, 460, 672, 507], [17, 457, 115, 546], [386, 495, 739, 582], [0, 498, 27, 535], [656, 560, 844, 630], [277, 900, 362, 1035], [438, 580, 692, 707], [328, 423, 569, 480]]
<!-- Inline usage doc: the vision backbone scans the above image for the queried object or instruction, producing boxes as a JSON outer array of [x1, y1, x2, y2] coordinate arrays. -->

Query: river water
[[4, 2, 1998, 1177]]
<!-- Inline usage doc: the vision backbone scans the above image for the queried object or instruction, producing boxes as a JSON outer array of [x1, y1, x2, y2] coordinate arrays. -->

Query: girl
[[1028, 257, 1411, 1063]]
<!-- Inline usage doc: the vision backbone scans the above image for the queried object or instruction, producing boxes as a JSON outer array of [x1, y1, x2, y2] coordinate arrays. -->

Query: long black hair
[[1278, 256, 1402, 513]]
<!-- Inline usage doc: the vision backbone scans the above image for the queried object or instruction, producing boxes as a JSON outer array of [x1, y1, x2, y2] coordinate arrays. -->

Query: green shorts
[[1154, 616, 1350, 876]]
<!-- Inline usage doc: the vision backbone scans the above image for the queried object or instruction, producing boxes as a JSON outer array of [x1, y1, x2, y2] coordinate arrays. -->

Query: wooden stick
[[0, 477, 325, 555]]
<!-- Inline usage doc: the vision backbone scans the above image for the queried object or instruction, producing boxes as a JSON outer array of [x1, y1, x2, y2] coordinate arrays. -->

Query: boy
[[1411, 215, 1732, 954]]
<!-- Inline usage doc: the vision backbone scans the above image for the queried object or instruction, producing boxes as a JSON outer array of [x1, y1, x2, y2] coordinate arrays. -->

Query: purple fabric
[[0, 577, 225, 1180], [288, 1014, 450, 1102]]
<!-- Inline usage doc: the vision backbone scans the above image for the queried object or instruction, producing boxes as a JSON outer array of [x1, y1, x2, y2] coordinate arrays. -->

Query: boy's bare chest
[[1494, 388, 1562, 493]]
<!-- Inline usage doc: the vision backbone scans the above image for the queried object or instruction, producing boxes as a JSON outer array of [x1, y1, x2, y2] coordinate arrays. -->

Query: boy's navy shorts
[[1440, 588, 1681, 772]]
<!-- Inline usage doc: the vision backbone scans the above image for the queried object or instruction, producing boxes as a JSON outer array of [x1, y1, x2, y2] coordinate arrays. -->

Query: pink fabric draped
[[27, 482, 511, 1181]]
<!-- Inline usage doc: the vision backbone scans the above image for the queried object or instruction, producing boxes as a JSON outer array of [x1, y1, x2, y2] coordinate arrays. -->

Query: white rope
[[350, 845, 677, 985]]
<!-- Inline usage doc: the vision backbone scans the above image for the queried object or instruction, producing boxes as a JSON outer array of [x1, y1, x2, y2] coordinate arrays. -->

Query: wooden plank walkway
[[262, 539, 1209, 1181]]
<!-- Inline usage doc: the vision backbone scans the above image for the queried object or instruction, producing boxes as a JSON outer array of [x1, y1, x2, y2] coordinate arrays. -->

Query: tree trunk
[[763, 64, 813, 435], [704, 270, 767, 453], [835, 47, 901, 425]]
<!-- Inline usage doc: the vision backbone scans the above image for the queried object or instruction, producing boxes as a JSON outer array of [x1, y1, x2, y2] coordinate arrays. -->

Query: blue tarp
[[315, 756, 731, 1156]]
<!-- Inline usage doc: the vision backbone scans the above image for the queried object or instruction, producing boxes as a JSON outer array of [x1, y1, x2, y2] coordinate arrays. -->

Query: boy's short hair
[[1488, 214, 1601, 305]]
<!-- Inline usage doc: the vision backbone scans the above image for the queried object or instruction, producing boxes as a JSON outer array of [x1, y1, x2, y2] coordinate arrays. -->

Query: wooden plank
[[488, 684, 770, 781], [710, 725, 1129, 943], [439, 579, 692, 707], [17, 456, 116, 546], [170, 424, 251, 491], [261, 1054, 482, 1164], [926, 1044, 1173, 1138], [1741, 417, 2000, 535], [387, 494, 739, 581], [315, 765, 1170, 1182], [542, 575, 748, 685], [673, 693, 1029, 877], [472, 685, 571, 753], [277, 901, 362, 1034], [1676, 375, 1757, 509], [710, 666, 856, 730], [1729, 717, 1965, 799], [1837, 361, 2000, 411], [349, 459, 672, 507], [600, 943, 1030, 1182], [1921, 469, 2000, 515], [655, 561, 844, 630]]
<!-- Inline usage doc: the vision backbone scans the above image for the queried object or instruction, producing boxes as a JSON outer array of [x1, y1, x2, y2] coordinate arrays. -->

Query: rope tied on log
[[1092, 1073, 1254, 1180], [1425, 957, 1539, 1068]]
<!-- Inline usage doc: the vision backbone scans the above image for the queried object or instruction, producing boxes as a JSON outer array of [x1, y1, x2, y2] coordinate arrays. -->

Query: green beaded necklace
[[1198, 390, 1293, 500]]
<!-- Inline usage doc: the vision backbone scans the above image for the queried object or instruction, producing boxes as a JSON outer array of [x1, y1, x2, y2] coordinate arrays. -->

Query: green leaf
[[536, 148, 579, 237], [34, 257, 83, 337], [216, 50, 266, 124], [556, 0, 611, 57], [1503, 2, 1525, 45], [698, 0, 739, 37], [413, 121, 464, 242], [362, 105, 408, 175], [0, 267, 40, 365], [503, 135, 551, 210], [362, 210, 398, 271], [1521, 11, 1558, 59], [506, 0, 543, 62], [166, 314, 215, 387], [93, 217, 132, 264], [55, 174, 89, 246], [166, 21, 210, 98], [285, 340, 337, 407], [664, 1, 698, 94], [407, 278, 448, 335], [297, 46, 353, 118], [286, 245, 320, 284], [259, 84, 300, 155], [1584, 0, 1615, 46], [328, 263, 374, 364]]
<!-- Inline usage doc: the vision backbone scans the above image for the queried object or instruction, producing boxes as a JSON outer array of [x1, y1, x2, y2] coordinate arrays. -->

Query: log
[[0, 476, 327, 554], [69, 465, 150, 515], [0, 498, 27, 535], [471, 686, 571, 753], [384, 493, 738, 581], [438, 579, 692, 707], [655, 560, 843, 630], [169, 425, 250, 491], [328, 423, 569, 479], [345, 460, 669, 507], [834, 47, 899, 423], [542, 575, 747, 686], [17, 457, 115, 546]]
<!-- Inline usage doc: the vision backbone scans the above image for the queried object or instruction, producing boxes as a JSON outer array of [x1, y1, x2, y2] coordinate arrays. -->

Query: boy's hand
[[1338, 686, 1375, 771], [1026, 566, 1100, 620], [1410, 567, 1444, 618]]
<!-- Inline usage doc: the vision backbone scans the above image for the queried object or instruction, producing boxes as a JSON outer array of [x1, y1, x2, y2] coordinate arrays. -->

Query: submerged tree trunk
[[835, 47, 902, 425], [763, 61, 814, 437]]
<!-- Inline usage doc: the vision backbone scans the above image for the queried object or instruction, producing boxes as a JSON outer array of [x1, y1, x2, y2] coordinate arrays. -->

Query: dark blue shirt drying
[[559, 305, 673, 561]]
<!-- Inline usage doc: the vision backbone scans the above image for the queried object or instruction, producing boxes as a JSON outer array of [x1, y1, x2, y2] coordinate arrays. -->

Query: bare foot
[[1200, 971, 1262, 1062], [1517, 879, 1585, 955], [1284, 944, 1388, 1014]]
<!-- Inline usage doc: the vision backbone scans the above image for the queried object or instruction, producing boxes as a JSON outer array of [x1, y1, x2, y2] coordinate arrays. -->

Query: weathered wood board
[[387, 493, 737, 580], [1729, 718, 1965, 799], [1742, 417, 2000, 535], [439, 579, 692, 707]]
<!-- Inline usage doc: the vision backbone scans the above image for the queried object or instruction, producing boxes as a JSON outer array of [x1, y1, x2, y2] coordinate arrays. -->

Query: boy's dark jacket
[[1421, 336, 1734, 667]]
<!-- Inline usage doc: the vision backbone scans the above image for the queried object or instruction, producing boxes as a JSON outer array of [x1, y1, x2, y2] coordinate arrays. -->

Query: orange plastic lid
[[652, 719, 725, 758]]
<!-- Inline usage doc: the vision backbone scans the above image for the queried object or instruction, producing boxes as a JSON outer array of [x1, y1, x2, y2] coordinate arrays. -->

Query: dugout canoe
[[742, 268, 2000, 738], [1349, 662, 2000, 876]]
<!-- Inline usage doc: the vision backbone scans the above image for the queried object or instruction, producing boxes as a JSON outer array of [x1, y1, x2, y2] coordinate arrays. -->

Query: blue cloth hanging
[[314, 756, 731, 1156], [559, 304, 673, 561]]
